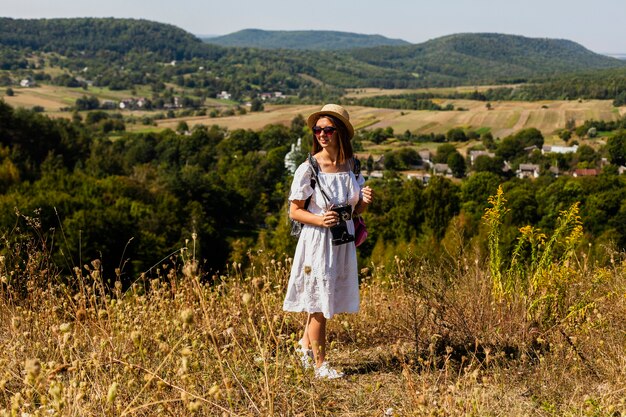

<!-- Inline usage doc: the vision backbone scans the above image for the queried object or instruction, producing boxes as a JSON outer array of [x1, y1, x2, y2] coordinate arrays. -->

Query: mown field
[[156, 100, 625, 141], [4, 85, 625, 141]]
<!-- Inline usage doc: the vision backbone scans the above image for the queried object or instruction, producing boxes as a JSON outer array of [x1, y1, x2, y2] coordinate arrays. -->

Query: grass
[[1, 201, 625, 416]]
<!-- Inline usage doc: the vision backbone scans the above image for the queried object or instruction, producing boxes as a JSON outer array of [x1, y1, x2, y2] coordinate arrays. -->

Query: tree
[[605, 132, 626, 166], [5, 88, 14, 97], [366, 155, 374, 173], [447, 152, 466, 178], [481, 132, 496, 150], [575, 144, 598, 165], [423, 176, 460, 241], [473, 155, 503, 175], [434, 143, 457, 163], [250, 98, 264, 112], [75, 95, 100, 111], [513, 128, 544, 149], [176, 121, 189, 134], [446, 128, 467, 142], [559, 129, 572, 141], [290, 114, 305, 134], [496, 136, 525, 161]]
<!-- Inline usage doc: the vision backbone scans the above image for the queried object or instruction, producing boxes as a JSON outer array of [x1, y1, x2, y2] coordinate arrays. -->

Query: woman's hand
[[361, 186, 373, 205], [354, 186, 374, 216], [321, 210, 339, 228]]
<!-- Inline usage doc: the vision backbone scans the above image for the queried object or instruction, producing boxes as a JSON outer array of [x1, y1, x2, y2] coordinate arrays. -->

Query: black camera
[[330, 205, 355, 246]]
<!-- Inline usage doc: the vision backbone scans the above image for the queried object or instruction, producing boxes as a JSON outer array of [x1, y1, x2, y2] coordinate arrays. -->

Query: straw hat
[[307, 104, 354, 139]]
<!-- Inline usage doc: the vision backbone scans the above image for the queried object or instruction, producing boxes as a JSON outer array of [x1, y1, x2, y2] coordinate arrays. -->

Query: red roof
[[574, 168, 599, 176]]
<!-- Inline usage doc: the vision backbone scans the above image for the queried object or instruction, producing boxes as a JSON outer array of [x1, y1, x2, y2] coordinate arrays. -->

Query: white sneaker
[[297, 347, 314, 369], [314, 362, 344, 379]]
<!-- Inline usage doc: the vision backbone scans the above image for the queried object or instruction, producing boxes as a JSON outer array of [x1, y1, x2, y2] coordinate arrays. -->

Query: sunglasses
[[312, 126, 337, 136]]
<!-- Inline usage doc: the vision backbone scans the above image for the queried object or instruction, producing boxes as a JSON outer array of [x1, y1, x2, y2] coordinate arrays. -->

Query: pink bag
[[354, 216, 368, 247]]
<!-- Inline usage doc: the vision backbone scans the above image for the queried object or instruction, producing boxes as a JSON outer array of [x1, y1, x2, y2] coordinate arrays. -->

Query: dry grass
[[343, 86, 521, 99], [4, 84, 626, 140], [1, 230, 625, 416], [155, 101, 625, 140]]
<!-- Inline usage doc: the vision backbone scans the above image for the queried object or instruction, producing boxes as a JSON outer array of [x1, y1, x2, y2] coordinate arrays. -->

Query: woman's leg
[[307, 312, 327, 367], [300, 313, 310, 349]]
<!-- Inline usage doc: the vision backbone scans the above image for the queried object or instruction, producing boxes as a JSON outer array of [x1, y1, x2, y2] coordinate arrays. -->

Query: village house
[[548, 165, 560, 177], [432, 163, 453, 177], [406, 172, 430, 185], [119, 98, 148, 110], [260, 91, 285, 101], [19, 79, 34, 87], [217, 91, 232, 100], [469, 150, 496, 165], [418, 150, 432, 168], [516, 163, 541, 178], [573, 168, 599, 177], [542, 144, 578, 154], [366, 171, 384, 179]]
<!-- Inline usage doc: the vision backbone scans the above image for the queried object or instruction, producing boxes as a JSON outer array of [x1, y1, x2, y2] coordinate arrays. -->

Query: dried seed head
[[24, 358, 41, 378], [107, 382, 118, 403], [181, 309, 194, 325], [242, 293, 252, 305]]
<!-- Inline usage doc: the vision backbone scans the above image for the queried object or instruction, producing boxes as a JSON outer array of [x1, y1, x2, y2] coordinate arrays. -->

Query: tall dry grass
[[1, 200, 626, 416]]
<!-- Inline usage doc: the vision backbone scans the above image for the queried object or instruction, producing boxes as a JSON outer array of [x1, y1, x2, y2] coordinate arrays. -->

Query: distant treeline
[[347, 69, 626, 108]]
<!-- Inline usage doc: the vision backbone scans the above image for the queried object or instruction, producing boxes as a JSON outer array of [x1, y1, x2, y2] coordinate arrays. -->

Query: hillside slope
[[203, 29, 410, 50], [0, 17, 225, 60], [348, 33, 626, 84], [2, 19, 625, 89]]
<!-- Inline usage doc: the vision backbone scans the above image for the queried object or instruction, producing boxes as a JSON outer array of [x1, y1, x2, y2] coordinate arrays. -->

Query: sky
[[3, 0, 626, 54]]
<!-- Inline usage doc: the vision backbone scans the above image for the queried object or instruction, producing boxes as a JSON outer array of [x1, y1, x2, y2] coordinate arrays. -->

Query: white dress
[[283, 160, 365, 319]]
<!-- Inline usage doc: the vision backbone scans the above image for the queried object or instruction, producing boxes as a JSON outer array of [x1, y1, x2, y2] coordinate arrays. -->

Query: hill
[[2, 18, 626, 97], [348, 33, 626, 84], [202, 29, 410, 50], [0, 17, 225, 60]]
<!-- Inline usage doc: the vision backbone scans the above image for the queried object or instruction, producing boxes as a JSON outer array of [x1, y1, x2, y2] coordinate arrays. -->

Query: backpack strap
[[352, 157, 361, 177], [303, 153, 319, 210]]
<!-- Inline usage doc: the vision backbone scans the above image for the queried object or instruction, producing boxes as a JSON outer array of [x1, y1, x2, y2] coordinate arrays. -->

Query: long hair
[[310, 115, 353, 163]]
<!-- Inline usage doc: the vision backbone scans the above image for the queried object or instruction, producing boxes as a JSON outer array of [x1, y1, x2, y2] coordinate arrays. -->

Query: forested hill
[[348, 33, 626, 84], [203, 29, 410, 50], [2, 18, 625, 88], [0, 17, 225, 60]]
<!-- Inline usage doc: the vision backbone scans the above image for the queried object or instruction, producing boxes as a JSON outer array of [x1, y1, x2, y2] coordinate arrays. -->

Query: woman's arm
[[353, 186, 373, 216], [290, 200, 339, 228]]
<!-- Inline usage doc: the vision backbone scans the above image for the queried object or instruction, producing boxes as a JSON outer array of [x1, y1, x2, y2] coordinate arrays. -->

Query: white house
[[217, 91, 232, 100], [542, 145, 578, 154], [407, 172, 430, 185], [20, 79, 33, 87]]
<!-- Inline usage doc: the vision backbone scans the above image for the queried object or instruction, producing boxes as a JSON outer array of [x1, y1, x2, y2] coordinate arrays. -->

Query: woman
[[283, 104, 373, 379]]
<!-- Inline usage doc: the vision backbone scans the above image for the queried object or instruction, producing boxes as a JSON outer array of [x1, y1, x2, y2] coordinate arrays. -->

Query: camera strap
[[307, 153, 333, 209]]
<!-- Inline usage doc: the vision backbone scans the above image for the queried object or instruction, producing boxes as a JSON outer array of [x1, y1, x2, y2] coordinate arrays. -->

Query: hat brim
[[307, 110, 354, 139]]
